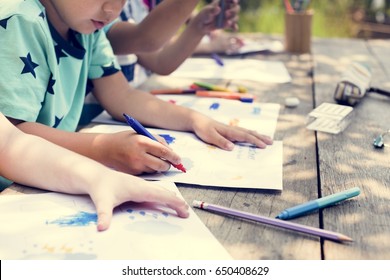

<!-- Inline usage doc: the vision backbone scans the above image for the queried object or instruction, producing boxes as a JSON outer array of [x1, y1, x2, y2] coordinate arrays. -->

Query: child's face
[[42, 0, 125, 35]]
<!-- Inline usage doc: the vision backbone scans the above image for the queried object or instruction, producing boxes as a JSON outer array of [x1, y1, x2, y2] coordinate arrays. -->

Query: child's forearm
[[0, 117, 190, 230], [14, 121, 108, 167], [107, 0, 200, 55], [137, 24, 205, 75], [92, 73, 200, 132], [1, 124, 103, 194], [101, 86, 200, 132]]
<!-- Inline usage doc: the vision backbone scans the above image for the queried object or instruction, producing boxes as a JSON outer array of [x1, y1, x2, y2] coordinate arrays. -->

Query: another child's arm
[[92, 72, 273, 150], [0, 113, 189, 231], [107, 0, 200, 54], [9, 69, 272, 176], [137, 0, 240, 74], [192, 0, 244, 55]]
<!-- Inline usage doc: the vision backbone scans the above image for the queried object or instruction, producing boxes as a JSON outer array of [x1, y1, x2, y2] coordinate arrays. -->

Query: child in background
[[0, 112, 189, 231], [0, 0, 272, 190], [80, 0, 242, 123], [106, 0, 243, 86], [79, 0, 201, 123]]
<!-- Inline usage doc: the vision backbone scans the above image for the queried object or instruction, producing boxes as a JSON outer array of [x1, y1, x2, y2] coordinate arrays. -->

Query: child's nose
[[102, 0, 124, 17]]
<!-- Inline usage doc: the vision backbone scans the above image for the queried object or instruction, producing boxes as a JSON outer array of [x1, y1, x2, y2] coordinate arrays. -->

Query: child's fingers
[[203, 127, 236, 151], [146, 141, 183, 169], [154, 134, 170, 147], [166, 202, 190, 218], [219, 126, 273, 149], [141, 184, 190, 218], [94, 202, 114, 232]]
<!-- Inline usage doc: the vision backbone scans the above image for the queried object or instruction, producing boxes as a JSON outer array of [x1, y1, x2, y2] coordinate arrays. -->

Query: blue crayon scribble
[[252, 107, 261, 115], [47, 211, 97, 227], [209, 102, 220, 110], [126, 208, 170, 220], [158, 134, 175, 144], [139, 211, 146, 216]]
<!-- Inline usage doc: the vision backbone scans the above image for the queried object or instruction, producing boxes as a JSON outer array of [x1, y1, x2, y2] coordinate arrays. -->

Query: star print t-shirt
[[0, 0, 120, 132], [0, 0, 120, 190]]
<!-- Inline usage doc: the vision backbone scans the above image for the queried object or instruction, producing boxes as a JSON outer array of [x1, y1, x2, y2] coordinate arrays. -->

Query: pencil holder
[[284, 10, 313, 54]]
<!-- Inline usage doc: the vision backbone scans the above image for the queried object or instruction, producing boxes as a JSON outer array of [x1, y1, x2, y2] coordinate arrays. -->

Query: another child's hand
[[190, 0, 241, 34], [89, 171, 189, 231], [191, 113, 273, 150], [207, 29, 244, 54], [94, 131, 183, 175]]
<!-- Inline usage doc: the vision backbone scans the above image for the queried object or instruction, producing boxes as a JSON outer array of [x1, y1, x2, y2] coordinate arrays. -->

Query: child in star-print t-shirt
[[0, 0, 272, 189], [0, 112, 189, 230]]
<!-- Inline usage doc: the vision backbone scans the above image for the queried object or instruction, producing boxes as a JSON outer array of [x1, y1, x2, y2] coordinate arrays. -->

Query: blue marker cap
[[276, 187, 361, 220]]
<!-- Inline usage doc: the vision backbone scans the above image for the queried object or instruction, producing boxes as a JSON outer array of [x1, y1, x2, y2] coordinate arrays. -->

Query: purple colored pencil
[[192, 200, 353, 243]]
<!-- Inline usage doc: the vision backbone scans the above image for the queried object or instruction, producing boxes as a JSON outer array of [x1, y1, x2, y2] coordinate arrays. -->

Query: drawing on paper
[[158, 134, 176, 144], [47, 211, 97, 227]]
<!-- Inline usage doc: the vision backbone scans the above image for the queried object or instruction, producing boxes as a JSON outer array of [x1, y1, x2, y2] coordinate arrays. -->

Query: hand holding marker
[[216, 0, 226, 28], [123, 113, 186, 173]]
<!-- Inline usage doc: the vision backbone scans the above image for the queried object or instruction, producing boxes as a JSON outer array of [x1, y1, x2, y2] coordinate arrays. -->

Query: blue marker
[[276, 187, 361, 220], [216, 0, 226, 28]]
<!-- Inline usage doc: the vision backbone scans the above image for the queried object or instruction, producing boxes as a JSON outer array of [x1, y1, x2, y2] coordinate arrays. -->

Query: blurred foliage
[[202, 0, 390, 38]]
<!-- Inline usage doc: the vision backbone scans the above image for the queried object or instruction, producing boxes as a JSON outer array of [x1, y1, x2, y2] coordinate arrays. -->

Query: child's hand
[[189, 0, 240, 34], [89, 171, 189, 231], [207, 29, 244, 54], [191, 113, 273, 150], [218, 0, 241, 31], [198, 0, 241, 32], [94, 131, 183, 175]]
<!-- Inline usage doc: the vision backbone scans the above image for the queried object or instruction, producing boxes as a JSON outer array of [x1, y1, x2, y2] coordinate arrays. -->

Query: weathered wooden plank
[[170, 46, 321, 259], [312, 38, 390, 259]]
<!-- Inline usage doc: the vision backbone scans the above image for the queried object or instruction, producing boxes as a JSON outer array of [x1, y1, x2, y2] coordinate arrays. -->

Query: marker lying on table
[[211, 53, 224, 66], [123, 113, 186, 173], [276, 187, 361, 220], [150, 88, 196, 95], [194, 81, 231, 92], [193, 200, 353, 243], [196, 90, 254, 103]]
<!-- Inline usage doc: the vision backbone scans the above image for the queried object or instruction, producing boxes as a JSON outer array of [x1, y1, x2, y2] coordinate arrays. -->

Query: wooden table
[[2, 36, 390, 260]]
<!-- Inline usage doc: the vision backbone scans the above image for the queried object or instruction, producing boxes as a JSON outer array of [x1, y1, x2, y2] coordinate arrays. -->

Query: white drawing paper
[[85, 125, 283, 191], [169, 58, 291, 84], [0, 182, 231, 260], [92, 98, 280, 139]]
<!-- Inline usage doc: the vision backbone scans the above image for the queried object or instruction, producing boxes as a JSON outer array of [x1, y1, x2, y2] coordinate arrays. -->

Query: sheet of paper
[[169, 58, 291, 84], [92, 98, 280, 139], [0, 182, 231, 260], [85, 125, 283, 190], [228, 39, 284, 55]]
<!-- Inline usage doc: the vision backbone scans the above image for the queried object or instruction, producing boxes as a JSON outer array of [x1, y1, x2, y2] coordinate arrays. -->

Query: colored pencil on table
[[195, 91, 254, 102], [193, 200, 353, 243], [150, 88, 196, 95], [193, 81, 231, 92]]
